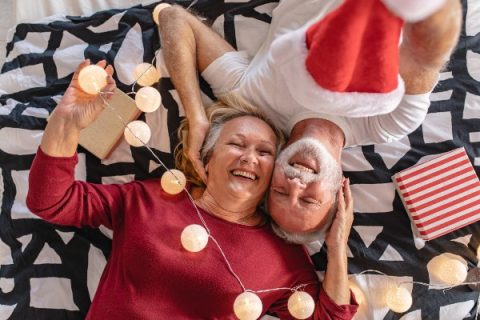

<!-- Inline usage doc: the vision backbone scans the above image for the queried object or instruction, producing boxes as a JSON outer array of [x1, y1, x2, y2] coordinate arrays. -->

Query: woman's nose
[[240, 148, 258, 165]]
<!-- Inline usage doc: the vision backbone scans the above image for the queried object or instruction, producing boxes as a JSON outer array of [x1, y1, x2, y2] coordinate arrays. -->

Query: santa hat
[[303, 0, 445, 116]]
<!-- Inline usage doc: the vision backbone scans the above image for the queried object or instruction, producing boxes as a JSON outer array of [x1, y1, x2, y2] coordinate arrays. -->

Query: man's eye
[[274, 189, 288, 196], [300, 198, 320, 205]]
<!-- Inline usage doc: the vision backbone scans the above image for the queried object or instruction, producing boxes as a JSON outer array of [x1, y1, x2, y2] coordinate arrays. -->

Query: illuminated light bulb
[[124, 120, 151, 147], [161, 169, 186, 195], [78, 65, 107, 95], [181, 224, 209, 252], [233, 292, 263, 320], [134, 63, 161, 87], [287, 291, 315, 319], [348, 281, 365, 306], [385, 286, 412, 313], [135, 86, 162, 113], [430, 255, 468, 285], [152, 3, 172, 25]]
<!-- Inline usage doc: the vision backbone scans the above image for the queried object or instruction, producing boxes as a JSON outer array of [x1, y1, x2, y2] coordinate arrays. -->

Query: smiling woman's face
[[205, 116, 278, 205]]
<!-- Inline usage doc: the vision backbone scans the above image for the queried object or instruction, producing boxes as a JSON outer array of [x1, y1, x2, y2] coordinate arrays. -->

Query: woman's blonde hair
[[175, 93, 285, 187]]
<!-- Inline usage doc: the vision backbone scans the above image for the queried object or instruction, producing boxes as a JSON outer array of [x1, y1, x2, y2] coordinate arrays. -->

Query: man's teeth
[[232, 170, 256, 180], [293, 163, 314, 173]]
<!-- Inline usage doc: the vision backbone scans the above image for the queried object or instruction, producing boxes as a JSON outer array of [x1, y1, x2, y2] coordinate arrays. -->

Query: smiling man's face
[[267, 138, 342, 234]]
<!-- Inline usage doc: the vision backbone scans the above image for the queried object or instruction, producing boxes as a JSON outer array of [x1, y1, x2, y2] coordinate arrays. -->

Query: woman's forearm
[[323, 247, 351, 305], [40, 112, 80, 157]]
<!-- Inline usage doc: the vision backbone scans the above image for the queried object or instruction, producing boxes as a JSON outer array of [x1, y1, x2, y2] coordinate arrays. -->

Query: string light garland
[[74, 4, 480, 317], [78, 55, 480, 320], [352, 268, 480, 315], [78, 41, 316, 320]]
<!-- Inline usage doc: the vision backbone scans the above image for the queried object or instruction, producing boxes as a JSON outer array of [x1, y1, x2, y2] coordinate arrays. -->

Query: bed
[[0, 0, 479, 319]]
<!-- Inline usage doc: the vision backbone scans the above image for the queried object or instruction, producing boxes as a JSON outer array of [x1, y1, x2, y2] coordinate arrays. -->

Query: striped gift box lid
[[392, 148, 480, 240]]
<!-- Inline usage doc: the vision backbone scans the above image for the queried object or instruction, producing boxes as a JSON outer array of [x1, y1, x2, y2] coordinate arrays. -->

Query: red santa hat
[[303, 0, 445, 116]]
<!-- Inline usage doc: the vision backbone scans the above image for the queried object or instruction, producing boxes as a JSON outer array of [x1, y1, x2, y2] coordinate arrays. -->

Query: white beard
[[275, 137, 341, 190]]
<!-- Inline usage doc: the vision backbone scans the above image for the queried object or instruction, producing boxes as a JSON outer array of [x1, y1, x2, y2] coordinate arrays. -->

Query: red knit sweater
[[27, 148, 358, 319]]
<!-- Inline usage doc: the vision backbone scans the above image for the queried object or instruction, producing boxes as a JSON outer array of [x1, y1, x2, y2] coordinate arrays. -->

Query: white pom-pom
[[135, 86, 162, 113], [181, 224, 209, 252], [233, 292, 263, 320], [124, 120, 151, 147], [382, 0, 446, 22], [287, 291, 315, 319], [78, 65, 108, 95]]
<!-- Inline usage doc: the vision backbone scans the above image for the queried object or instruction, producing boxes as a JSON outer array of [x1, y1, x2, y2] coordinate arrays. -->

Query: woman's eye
[[228, 142, 243, 147], [259, 150, 273, 156]]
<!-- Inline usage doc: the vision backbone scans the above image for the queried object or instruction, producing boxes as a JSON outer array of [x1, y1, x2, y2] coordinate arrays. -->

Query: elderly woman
[[26, 60, 357, 319]]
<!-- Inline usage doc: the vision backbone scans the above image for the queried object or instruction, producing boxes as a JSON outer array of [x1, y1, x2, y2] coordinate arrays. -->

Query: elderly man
[[155, 0, 461, 240]]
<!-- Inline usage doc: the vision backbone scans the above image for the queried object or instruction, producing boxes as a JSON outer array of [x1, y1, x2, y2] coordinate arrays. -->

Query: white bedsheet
[[0, 0, 157, 67]]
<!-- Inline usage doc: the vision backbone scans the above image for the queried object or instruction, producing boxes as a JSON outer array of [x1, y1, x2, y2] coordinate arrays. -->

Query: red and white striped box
[[392, 148, 480, 240]]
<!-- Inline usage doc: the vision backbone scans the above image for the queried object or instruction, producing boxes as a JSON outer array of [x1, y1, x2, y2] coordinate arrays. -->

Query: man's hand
[[187, 117, 210, 183], [326, 178, 354, 252], [53, 59, 116, 131]]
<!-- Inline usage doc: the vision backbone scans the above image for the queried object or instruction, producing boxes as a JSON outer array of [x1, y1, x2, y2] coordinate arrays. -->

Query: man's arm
[[156, 5, 235, 181], [341, 0, 462, 147], [400, 0, 462, 94]]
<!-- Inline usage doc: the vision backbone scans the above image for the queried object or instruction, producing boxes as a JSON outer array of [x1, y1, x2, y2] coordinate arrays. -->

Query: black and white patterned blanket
[[0, 0, 479, 319]]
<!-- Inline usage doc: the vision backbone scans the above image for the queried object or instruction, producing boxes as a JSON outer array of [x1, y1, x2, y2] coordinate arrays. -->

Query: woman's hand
[[53, 59, 116, 131], [40, 60, 116, 157], [325, 178, 354, 253], [186, 116, 210, 183]]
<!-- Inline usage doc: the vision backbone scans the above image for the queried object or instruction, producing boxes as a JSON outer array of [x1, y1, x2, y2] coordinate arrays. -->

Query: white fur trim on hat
[[270, 28, 405, 119], [382, 0, 446, 22]]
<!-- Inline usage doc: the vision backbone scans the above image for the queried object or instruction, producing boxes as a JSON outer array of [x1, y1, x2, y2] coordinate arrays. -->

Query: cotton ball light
[[78, 65, 107, 95], [385, 286, 412, 313], [135, 86, 162, 112], [124, 120, 151, 147], [134, 63, 161, 87], [233, 292, 263, 320], [181, 224, 209, 252], [161, 169, 186, 195], [152, 3, 172, 25], [430, 255, 468, 286], [348, 281, 365, 306], [287, 291, 315, 319]]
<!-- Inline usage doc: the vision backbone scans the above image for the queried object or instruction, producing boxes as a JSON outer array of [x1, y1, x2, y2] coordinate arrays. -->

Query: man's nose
[[284, 177, 305, 206], [287, 176, 306, 188]]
